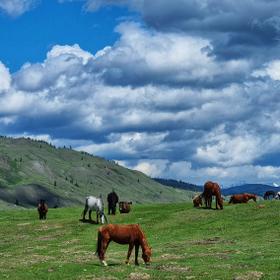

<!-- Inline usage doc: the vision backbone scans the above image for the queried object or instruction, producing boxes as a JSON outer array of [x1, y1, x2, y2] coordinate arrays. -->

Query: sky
[[1, 0, 280, 187]]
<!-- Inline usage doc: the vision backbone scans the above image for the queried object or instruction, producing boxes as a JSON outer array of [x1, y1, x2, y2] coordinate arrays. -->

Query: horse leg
[[125, 243, 134, 264], [89, 209, 92, 221], [96, 211, 99, 224], [83, 205, 88, 220], [100, 238, 109, 266], [134, 244, 139, 265]]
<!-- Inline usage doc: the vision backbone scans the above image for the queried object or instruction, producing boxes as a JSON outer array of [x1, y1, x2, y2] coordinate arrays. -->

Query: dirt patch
[[160, 253, 184, 260], [233, 271, 263, 280], [17, 222, 31, 226], [128, 273, 151, 280], [79, 276, 118, 280], [155, 264, 192, 273], [191, 237, 234, 245], [257, 205, 265, 209]]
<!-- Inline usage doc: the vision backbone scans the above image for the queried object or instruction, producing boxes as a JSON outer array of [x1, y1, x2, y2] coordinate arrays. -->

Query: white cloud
[[0, 0, 37, 17], [91, 22, 250, 86], [0, 61, 11, 92], [253, 60, 280, 81]]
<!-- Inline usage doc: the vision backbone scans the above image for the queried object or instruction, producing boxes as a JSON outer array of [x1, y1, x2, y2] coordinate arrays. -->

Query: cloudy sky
[[1, 0, 280, 186]]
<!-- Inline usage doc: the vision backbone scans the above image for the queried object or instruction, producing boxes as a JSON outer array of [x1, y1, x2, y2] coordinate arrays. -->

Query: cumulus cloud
[[1, 20, 280, 185], [78, 0, 280, 64], [0, 0, 38, 17], [90, 22, 250, 87]]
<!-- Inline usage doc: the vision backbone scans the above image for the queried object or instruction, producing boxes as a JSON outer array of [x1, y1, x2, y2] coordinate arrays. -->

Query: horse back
[[99, 224, 142, 244]]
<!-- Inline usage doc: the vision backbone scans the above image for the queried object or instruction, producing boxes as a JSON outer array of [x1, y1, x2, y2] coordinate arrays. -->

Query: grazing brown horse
[[119, 201, 132, 213], [229, 193, 257, 204], [96, 224, 152, 266], [37, 199, 48, 220], [193, 194, 203, 208], [203, 181, 223, 210]]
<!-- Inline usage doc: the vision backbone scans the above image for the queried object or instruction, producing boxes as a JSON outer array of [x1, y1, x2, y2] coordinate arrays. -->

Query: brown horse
[[37, 199, 48, 220], [193, 194, 203, 208], [229, 193, 257, 204], [96, 224, 152, 266], [203, 181, 223, 210], [119, 201, 132, 213]]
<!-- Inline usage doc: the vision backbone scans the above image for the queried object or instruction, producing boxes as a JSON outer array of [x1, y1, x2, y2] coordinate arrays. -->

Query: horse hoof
[[101, 260, 108, 266]]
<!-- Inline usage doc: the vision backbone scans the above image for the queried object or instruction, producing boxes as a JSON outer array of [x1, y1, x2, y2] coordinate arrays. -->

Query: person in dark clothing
[[107, 190, 119, 215]]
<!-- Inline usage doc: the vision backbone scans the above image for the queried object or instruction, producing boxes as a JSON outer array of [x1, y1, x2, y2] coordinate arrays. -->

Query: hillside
[[0, 201, 279, 279], [153, 178, 203, 192], [0, 136, 193, 207]]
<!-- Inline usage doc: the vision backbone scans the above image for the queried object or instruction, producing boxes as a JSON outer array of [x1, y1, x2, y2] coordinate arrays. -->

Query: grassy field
[[0, 201, 279, 280]]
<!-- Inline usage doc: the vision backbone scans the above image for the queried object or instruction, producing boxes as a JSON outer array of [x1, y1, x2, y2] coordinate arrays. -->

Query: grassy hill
[[0, 136, 193, 207], [0, 201, 279, 279]]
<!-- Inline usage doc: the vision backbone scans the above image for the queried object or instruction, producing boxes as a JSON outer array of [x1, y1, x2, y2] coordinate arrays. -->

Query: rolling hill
[[0, 136, 193, 208]]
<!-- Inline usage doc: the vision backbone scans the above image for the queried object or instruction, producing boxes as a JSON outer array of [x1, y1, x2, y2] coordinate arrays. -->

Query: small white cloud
[[0, 0, 38, 17], [0, 61, 11, 92]]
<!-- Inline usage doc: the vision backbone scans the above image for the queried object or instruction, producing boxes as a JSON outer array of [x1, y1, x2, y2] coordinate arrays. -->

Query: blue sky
[[1, 0, 280, 187]]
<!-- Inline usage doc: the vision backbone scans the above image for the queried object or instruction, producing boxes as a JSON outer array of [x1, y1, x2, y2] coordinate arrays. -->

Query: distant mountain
[[153, 178, 280, 198], [221, 184, 280, 197], [0, 136, 193, 208], [153, 178, 202, 192]]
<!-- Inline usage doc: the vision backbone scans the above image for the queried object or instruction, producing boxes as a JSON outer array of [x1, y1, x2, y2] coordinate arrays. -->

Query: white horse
[[275, 191, 280, 199], [82, 195, 108, 224]]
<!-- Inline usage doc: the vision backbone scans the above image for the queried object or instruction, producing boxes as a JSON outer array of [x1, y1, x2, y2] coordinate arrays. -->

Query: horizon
[[1, 1, 280, 186]]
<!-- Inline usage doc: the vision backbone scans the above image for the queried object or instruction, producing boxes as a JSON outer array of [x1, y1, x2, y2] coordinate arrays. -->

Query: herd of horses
[[192, 181, 280, 209], [36, 182, 280, 266]]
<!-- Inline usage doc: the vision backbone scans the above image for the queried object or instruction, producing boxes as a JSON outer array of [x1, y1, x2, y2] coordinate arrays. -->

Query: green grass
[[0, 201, 280, 279]]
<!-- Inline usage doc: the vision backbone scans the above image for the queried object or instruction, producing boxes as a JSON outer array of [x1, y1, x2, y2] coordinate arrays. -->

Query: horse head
[[142, 246, 152, 265]]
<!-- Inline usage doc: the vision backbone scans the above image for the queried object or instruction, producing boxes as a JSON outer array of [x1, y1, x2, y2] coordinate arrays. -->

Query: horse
[[193, 194, 203, 208], [119, 201, 132, 213], [37, 199, 48, 220], [96, 224, 152, 266], [82, 196, 107, 224], [107, 191, 119, 215], [275, 191, 280, 199], [263, 190, 275, 200], [202, 181, 223, 210], [229, 193, 257, 204]]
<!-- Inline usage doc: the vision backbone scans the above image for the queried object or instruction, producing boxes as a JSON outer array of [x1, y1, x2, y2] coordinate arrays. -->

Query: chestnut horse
[[37, 199, 48, 220], [193, 194, 203, 208], [203, 181, 223, 210], [96, 224, 152, 266], [229, 193, 257, 204]]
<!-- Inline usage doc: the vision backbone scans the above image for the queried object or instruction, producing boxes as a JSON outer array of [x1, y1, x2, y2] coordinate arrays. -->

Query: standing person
[[107, 190, 119, 215]]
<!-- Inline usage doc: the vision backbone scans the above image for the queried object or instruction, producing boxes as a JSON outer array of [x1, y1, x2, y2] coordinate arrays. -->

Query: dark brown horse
[[119, 201, 132, 213], [193, 194, 203, 208], [96, 224, 152, 266], [203, 181, 223, 210], [229, 193, 257, 204], [37, 199, 48, 220], [107, 191, 119, 215], [263, 191, 275, 200]]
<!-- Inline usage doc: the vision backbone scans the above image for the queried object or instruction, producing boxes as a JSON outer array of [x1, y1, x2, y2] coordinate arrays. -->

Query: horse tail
[[95, 229, 102, 256], [81, 197, 89, 218]]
